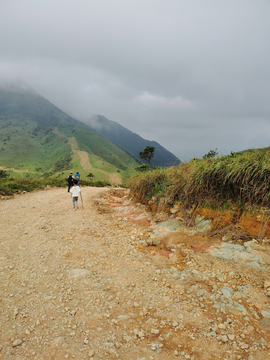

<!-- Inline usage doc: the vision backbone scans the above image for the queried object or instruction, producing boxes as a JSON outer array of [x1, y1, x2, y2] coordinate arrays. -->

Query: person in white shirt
[[70, 180, 82, 210]]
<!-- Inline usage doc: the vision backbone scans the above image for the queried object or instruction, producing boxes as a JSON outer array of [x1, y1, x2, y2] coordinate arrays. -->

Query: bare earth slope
[[0, 188, 270, 359]]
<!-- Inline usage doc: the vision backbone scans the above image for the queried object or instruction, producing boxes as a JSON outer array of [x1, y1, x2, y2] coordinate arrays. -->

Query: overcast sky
[[1, 0, 270, 160]]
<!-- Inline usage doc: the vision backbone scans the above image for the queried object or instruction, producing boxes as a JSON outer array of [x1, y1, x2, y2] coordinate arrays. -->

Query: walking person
[[67, 171, 74, 193], [70, 179, 82, 210], [74, 171, 81, 186]]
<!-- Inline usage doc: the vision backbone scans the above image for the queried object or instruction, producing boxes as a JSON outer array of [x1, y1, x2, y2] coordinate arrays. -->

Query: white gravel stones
[[221, 335, 228, 342]]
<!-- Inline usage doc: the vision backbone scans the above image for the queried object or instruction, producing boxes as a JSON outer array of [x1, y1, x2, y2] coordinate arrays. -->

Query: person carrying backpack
[[74, 171, 80, 186], [67, 171, 74, 192]]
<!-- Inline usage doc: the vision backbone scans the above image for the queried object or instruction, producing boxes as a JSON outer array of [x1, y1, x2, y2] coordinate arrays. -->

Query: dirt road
[[0, 187, 270, 360]]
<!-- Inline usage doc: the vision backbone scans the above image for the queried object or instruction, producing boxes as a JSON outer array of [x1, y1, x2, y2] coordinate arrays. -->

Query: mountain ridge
[[82, 114, 181, 167], [0, 85, 140, 183]]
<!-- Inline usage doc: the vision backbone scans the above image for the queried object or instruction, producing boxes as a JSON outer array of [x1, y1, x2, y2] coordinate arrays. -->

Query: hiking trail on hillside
[[0, 187, 270, 360]]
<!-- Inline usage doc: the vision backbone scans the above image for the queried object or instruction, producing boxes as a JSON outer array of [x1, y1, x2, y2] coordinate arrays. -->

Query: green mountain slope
[[83, 115, 181, 167], [0, 85, 140, 183]]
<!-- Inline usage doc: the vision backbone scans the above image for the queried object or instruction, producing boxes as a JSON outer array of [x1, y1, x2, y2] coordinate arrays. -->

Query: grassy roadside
[[127, 148, 270, 212]]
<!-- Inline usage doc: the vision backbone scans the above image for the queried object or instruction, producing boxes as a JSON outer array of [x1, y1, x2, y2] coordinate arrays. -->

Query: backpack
[[67, 175, 73, 184]]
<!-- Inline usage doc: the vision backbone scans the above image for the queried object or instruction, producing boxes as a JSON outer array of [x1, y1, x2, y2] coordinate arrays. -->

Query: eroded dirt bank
[[1, 187, 270, 360]]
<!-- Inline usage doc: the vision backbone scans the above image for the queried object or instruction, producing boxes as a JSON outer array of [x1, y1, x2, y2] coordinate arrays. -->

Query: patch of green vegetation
[[127, 148, 270, 209], [127, 168, 171, 203], [0, 175, 114, 197], [63, 128, 139, 173], [0, 87, 139, 182], [0, 170, 10, 179], [52, 154, 72, 172]]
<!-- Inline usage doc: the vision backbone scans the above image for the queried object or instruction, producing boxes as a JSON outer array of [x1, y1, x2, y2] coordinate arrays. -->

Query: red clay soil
[[161, 232, 220, 253]]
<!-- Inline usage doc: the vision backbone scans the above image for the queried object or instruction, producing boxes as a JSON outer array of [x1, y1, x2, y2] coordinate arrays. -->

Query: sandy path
[[77, 151, 92, 169], [69, 136, 121, 184], [0, 188, 269, 359], [0, 187, 170, 359]]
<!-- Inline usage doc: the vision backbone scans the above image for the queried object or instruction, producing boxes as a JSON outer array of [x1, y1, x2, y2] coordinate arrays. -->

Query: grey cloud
[[0, 0, 270, 160]]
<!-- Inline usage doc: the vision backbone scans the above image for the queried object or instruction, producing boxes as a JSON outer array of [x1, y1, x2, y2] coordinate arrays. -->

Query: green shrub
[[127, 148, 270, 208], [0, 170, 10, 179]]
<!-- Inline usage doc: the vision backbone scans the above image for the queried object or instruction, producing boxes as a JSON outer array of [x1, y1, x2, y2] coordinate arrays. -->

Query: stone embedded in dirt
[[88, 350, 95, 357], [264, 280, 270, 296], [150, 235, 161, 246], [209, 243, 267, 270], [221, 335, 228, 342], [218, 323, 226, 329], [255, 303, 263, 310], [221, 286, 232, 299], [12, 339, 22, 347], [68, 269, 91, 278], [244, 240, 255, 250], [170, 204, 180, 214], [261, 310, 270, 318], [194, 216, 211, 233], [139, 240, 148, 247], [155, 219, 182, 232]]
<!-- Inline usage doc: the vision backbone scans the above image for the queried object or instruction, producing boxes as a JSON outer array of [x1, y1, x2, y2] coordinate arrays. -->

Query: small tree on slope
[[139, 146, 155, 167]]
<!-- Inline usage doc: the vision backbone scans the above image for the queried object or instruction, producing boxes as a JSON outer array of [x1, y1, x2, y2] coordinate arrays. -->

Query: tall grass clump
[[127, 168, 172, 203], [188, 149, 270, 206], [127, 147, 270, 209]]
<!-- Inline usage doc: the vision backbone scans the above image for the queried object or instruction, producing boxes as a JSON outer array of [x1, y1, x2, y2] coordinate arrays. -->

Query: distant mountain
[[82, 115, 181, 167], [0, 84, 140, 183]]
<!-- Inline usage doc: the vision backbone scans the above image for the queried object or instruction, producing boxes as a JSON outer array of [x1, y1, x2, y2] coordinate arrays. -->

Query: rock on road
[[0, 187, 270, 360]]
